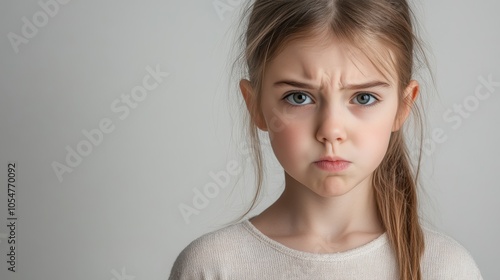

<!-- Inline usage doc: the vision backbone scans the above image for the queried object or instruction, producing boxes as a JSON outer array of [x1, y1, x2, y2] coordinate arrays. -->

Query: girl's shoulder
[[168, 220, 253, 280], [421, 226, 483, 279]]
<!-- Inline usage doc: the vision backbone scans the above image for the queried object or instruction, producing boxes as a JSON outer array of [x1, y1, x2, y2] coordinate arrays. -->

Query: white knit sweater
[[168, 218, 482, 279]]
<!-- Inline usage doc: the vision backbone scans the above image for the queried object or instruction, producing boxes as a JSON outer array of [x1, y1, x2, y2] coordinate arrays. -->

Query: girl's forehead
[[266, 34, 398, 87]]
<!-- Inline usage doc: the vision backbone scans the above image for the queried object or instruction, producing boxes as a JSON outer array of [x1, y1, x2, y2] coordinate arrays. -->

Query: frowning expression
[[241, 31, 417, 198]]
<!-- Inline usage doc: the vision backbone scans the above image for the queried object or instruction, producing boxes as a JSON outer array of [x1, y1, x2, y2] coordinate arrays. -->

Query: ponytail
[[373, 130, 424, 280]]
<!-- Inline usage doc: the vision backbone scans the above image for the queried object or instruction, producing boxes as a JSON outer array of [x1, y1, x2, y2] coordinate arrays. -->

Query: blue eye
[[284, 92, 313, 106], [352, 93, 379, 106]]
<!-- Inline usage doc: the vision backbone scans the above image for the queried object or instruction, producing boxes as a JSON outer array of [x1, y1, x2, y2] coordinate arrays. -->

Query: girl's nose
[[315, 105, 347, 145]]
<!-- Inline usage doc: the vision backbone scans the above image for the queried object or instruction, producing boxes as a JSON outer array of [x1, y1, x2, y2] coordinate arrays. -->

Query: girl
[[169, 0, 482, 279]]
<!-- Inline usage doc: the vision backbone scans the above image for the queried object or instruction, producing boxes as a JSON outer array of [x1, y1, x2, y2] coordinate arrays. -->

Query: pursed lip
[[315, 155, 349, 163], [314, 156, 351, 172]]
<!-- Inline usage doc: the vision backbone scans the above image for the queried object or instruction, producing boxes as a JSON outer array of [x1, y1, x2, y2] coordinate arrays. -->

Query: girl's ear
[[239, 79, 268, 131], [392, 80, 419, 131]]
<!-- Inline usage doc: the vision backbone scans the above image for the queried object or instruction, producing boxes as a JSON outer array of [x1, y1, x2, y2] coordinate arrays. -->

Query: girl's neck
[[251, 172, 384, 247]]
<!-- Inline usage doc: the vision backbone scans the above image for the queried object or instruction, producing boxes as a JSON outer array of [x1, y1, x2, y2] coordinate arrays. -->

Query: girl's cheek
[[361, 124, 394, 158], [269, 124, 307, 154], [265, 108, 310, 139]]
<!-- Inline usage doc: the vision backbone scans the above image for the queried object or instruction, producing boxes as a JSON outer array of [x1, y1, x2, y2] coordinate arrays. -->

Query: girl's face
[[241, 32, 418, 198]]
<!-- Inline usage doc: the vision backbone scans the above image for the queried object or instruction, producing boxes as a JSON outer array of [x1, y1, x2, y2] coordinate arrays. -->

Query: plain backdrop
[[0, 0, 498, 279]]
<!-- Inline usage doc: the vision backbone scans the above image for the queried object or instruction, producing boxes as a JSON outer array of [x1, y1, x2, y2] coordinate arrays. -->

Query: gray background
[[0, 0, 498, 279]]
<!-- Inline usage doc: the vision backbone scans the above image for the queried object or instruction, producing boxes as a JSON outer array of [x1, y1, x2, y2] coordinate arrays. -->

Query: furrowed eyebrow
[[273, 80, 391, 90], [273, 80, 317, 90], [341, 80, 391, 90]]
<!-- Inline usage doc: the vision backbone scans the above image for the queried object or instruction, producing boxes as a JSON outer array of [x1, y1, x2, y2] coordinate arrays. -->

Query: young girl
[[169, 0, 482, 279]]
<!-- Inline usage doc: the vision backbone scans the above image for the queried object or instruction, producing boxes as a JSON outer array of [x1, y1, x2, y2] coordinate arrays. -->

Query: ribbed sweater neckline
[[241, 217, 389, 261]]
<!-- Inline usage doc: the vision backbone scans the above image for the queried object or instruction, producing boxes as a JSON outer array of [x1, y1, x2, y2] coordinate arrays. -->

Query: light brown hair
[[227, 0, 432, 279]]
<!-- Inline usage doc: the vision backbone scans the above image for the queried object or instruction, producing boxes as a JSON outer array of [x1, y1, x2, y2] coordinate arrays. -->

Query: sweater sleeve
[[168, 238, 218, 280], [422, 228, 483, 280]]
